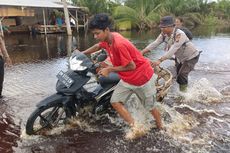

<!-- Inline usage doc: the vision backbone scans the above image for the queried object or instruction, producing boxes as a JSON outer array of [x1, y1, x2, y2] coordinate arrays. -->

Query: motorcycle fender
[[36, 94, 71, 108]]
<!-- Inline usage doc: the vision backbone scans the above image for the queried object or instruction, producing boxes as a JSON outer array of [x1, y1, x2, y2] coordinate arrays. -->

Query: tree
[[72, 0, 119, 15], [113, 0, 162, 30], [214, 0, 230, 20]]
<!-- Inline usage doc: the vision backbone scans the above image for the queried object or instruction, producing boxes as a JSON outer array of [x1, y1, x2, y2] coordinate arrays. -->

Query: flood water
[[1, 26, 230, 153]]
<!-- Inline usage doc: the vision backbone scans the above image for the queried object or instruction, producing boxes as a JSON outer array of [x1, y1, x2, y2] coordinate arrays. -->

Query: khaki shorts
[[110, 74, 157, 111]]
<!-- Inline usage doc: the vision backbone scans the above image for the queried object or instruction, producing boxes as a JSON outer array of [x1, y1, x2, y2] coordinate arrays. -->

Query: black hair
[[89, 13, 112, 30]]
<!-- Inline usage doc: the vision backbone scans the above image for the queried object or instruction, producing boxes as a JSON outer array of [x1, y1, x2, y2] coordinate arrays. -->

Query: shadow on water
[[1, 26, 230, 152]]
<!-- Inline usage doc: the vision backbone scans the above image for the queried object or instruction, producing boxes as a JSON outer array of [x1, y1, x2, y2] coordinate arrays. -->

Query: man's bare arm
[[82, 44, 101, 55], [99, 61, 136, 77]]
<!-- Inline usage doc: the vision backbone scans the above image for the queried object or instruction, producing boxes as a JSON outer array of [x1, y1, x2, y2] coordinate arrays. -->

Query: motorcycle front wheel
[[26, 103, 67, 135]]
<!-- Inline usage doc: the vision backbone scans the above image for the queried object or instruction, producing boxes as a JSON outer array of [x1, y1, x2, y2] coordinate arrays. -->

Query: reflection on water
[[192, 26, 230, 38], [4, 34, 78, 64], [1, 26, 230, 152]]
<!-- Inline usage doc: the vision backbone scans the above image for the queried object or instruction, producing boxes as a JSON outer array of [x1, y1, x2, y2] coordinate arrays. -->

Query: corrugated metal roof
[[0, 0, 78, 9]]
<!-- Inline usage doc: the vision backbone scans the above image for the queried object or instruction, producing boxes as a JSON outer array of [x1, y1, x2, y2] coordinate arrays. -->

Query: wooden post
[[45, 36, 50, 57], [0, 17, 5, 37], [0, 20, 4, 36], [84, 14, 88, 36], [42, 8, 47, 35], [62, 0, 72, 36], [76, 10, 79, 33], [67, 36, 72, 55]]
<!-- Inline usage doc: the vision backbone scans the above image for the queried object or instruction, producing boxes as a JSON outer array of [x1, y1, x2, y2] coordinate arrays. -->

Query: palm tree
[[113, 0, 163, 30], [159, 0, 204, 26], [214, 0, 230, 20], [73, 0, 118, 15], [113, 0, 206, 30]]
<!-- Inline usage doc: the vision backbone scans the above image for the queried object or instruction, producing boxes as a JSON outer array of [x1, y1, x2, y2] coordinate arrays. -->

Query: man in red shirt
[[82, 13, 162, 137]]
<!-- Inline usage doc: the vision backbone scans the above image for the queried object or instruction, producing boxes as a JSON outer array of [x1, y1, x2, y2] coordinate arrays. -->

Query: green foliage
[[214, 0, 230, 20], [183, 13, 203, 26], [162, 0, 188, 16], [145, 13, 161, 29], [114, 0, 163, 30], [116, 21, 131, 30], [73, 0, 230, 30], [72, 0, 119, 15], [53, 9, 63, 18], [202, 15, 218, 25]]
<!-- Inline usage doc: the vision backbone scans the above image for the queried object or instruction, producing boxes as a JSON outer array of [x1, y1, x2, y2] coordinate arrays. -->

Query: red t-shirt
[[99, 32, 154, 86]]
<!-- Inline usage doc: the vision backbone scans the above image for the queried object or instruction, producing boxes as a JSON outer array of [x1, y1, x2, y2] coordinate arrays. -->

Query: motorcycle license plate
[[56, 70, 74, 88]]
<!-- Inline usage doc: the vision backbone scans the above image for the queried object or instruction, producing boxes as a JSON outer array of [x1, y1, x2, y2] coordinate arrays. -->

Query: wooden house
[[0, 0, 89, 35]]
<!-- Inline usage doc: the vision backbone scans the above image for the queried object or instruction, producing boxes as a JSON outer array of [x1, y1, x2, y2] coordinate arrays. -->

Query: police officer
[[142, 16, 201, 92]]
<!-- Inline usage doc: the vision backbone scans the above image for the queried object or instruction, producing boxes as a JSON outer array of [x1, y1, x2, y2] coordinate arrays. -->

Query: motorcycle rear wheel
[[26, 103, 66, 135]]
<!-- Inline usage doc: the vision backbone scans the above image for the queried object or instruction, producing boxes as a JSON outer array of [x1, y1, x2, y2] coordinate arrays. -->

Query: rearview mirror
[[97, 53, 107, 62]]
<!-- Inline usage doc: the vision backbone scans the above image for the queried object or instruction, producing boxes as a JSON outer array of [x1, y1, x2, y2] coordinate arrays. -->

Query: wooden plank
[[0, 7, 34, 17], [36, 25, 65, 34]]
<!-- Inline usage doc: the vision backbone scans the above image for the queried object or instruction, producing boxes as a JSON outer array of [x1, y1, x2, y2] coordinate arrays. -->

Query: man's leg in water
[[110, 81, 134, 125], [135, 74, 163, 129], [111, 102, 134, 125], [151, 108, 162, 129]]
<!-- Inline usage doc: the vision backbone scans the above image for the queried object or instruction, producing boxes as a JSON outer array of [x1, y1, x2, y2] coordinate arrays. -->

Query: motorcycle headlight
[[69, 56, 87, 71]]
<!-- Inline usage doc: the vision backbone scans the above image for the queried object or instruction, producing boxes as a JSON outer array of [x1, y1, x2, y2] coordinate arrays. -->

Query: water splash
[[162, 105, 199, 139], [124, 122, 150, 140], [182, 78, 223, 103], [21, 117, 97, 140], [174, 104, 224, 117], [221, 85, 230, 98], [116, 95, 200, 142]]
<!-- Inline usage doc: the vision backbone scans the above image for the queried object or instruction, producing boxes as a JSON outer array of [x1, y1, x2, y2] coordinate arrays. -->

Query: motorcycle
[[26, 50, 120, 135], [25, 50, 172, 135]]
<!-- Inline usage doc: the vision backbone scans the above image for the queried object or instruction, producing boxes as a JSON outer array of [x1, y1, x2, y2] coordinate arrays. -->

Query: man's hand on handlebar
[[98, 67, 111, 77]]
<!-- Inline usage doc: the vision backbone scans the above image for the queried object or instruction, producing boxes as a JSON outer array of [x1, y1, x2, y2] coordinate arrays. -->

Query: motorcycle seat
[[98, 72, 120, 88]]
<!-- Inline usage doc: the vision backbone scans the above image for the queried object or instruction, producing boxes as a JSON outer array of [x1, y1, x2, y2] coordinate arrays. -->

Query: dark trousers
[[176, 54, 200, 85], [0, 56, 4, 95]]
